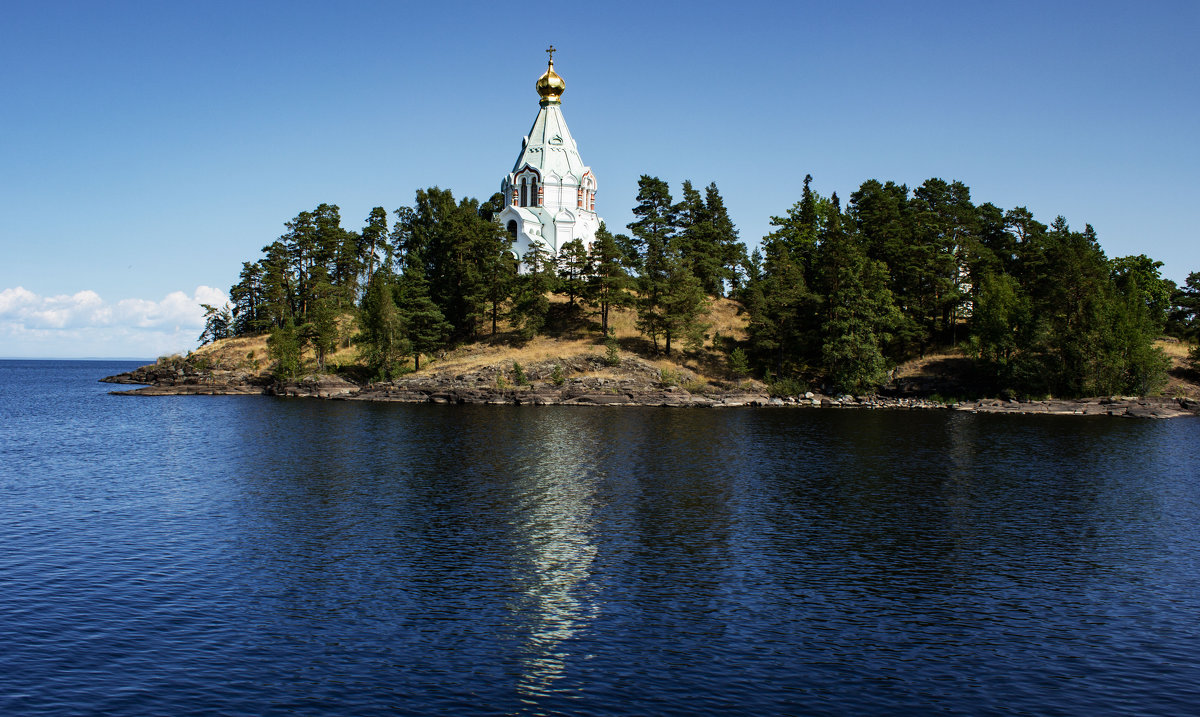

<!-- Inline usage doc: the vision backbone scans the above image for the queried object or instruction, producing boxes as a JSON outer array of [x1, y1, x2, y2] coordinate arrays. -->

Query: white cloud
[[0, 286, 228, 358]]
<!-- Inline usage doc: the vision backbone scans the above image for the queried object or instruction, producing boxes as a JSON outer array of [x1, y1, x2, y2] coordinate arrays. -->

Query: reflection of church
[[497, 47, 602, 261]]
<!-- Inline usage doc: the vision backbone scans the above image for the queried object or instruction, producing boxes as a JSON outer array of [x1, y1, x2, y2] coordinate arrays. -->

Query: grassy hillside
[[182, 297, 1200, 398]]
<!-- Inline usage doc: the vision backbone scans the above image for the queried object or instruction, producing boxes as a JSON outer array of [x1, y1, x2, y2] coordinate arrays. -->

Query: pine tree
[[259, 240, 294, 329], [705, 182, 746, 294], [510, 241, 555, 339], [675, 180, 724, 297], [282, 210, 317, 319], [359, 207, 389, 289], [198, 303, 233, 344], [816, 196, 900, 394], [358, 268, 408, 379], [629, 176, 677, 352], [268, 318, 302, 379], [660, 250, 708, 354], [396, 264, 450, 371], [556, 238, 592, 309], [229, 261, 265, 335], [585, 222, 633, 337]]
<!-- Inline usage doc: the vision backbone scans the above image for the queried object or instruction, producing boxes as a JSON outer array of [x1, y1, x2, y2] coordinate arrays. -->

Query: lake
[[2, 360, 1199, 715]]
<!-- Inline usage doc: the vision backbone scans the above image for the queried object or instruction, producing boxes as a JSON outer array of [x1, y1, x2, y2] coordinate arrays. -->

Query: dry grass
[[191, 334, 270, 372], [891, 350, 967, 379], [1156, 338, 1193, 359], [1158, 338, 1199, 397], [189, 295, 752, 383]]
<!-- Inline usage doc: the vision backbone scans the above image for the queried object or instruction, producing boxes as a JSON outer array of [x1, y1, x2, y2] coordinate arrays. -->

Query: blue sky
[[2, 0, 1196, 358]]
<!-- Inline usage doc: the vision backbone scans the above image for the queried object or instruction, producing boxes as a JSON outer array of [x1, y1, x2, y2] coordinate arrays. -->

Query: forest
[[199, 175, 1200, 399]]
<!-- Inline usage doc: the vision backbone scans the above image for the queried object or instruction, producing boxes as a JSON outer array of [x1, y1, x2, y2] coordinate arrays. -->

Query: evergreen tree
[[313, 203, 360, 308], [268, 319, 302, 379], [585, 223, 634, 337], [744, 240, 815, 378], [396, 264, 450, 371], [282, 210, 318, 318], [198, 303, 233, 345], [301, 274, 339, 373], [259, 240, 293, 329], [228, 261, 265, 335], [1167, 271, 1200, 339], [400, 188, 487, 338], [510, 240, 555, 339], [849, 179, 922, 355], [358, 268, 408, 379], [815, 196, 900, 394], [556, 238, 591, 308], [705, 182, 746, 294], [675, 180, 725, 296], [629, 176, 677, 352], [359, 207, 389, 289], [1110, 254, 1171, 332], [660, 250, 708, 354]]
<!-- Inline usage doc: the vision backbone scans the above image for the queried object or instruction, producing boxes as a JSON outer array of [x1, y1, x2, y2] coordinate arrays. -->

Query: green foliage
[[198, 303, 233, 345], [510, 241, 555, 339], [1167, 272, 1200, 340], [767, 377, 807, 398], [551, 363, 565, 386], [556, 238, 592, 307], [512, 361, 528, 386], [604, 333, 621, 366], [358, 269, 409, 380], [1111, 254, 1171, 332], [727, 347, 750, 378], [396, 264, 450, 371], [659, 367, 681, 386], [627, 176, 712, 355], [586, 223, 633, 336], [268, 320, 302, 379]]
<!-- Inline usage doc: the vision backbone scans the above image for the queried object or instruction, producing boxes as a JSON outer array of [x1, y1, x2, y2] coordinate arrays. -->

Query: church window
[[530, 179, 539, 207], [520, 178, 528, 207], [507, 220, 518, 237]]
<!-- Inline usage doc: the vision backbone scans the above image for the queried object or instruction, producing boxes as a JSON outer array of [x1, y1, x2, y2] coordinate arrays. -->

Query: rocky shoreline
[[101, 356, 1200, 419]]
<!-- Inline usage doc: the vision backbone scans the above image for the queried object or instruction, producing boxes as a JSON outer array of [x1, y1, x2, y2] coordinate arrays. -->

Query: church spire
[[536, 45, 565, 105]]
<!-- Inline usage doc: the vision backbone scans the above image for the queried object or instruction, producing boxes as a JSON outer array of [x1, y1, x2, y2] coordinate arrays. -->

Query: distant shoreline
[[101, 363, 1199, 419]]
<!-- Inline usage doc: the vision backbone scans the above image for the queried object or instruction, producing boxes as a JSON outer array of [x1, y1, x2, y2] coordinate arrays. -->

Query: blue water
[[2, 360, 1199, 715]]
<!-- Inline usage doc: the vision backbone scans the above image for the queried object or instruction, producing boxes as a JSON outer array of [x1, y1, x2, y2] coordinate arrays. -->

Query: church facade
[[497, 49, 601, 262]]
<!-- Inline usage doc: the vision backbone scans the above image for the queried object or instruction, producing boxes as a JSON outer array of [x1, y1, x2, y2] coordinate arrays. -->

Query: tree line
[[200, 174, 1199, 397]]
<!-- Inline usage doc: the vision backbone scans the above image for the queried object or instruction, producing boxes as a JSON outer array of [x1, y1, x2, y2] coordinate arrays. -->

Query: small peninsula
[[102, 297, 1200, 419], [105, 55, 1200, 415]]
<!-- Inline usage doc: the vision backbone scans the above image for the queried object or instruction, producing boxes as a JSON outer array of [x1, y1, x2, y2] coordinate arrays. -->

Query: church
[[496, 48, 602, 262]]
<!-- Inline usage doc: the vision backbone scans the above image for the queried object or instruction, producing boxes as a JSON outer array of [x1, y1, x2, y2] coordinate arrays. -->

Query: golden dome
[[536, 50, 565, 104]]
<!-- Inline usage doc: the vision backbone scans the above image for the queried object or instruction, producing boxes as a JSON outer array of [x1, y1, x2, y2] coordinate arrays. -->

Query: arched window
[[530, 179, 539, 207], [506, 220, 518, 237], [520, 178, 528, 207]]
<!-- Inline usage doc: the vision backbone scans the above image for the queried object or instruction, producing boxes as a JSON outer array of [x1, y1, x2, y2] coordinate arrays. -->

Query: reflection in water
[[502, 411, 601, 701]]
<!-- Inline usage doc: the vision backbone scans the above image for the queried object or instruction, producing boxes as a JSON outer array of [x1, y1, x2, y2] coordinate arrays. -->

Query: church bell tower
[[497, 47, 601, 262]]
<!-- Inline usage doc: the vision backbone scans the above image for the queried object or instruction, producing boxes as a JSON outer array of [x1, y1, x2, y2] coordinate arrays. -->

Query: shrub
[[728, 347, 749, 378], [767, 377, 806, 398], [551, 363, 565, 386], [513, 361, 528, 386], [604, 334, 621, 366], [660, 367, 681, 386]]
